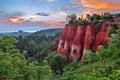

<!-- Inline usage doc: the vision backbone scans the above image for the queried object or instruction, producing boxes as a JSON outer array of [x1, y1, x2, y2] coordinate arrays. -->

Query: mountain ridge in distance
[[33, 28, 63, 36], [0, 28, 63, 37]]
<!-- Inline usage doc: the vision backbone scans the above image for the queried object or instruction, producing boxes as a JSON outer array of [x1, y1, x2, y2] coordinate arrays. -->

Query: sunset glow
[[6, 17, 23, 24], [81, 0, 120, 10]]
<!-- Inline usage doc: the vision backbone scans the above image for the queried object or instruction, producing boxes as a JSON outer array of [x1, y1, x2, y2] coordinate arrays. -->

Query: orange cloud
[[6, 17, 23, 24], [81, 0, 120, 10], [83, 9, 109, 15], [72, 0, 120, 15]]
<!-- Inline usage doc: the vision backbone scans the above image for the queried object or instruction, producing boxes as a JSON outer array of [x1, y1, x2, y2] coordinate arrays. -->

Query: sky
[[0, 0, 120, 33]]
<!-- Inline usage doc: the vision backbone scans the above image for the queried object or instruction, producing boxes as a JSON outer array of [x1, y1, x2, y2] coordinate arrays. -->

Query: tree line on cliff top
[[65, 13, 119, 34], [66, 13, 120, 25]]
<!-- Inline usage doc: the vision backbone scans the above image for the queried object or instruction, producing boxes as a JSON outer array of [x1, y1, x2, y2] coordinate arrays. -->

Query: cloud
[[4, 16, 66, 28], [36, 12, 50, 16], [6, 17, 24, 24], [56, 11, 67, 16], [0, 11, 24, 17], [81, 0, 120, 10], [0, 11, 25, 23], [71, 0, 120, 15], [0, 11, 6, 15], [43, 20, 66, 27], [47, 0, 56, 2], [83, 9, 110, 15]]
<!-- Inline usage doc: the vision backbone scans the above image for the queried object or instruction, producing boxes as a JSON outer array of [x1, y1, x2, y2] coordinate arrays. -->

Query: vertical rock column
[[81, 25, 96, 62], [92, 23, 110, 53], [64, 24, 77, 59], [69, 25, 82, 62], [57, 24, 69, 56]]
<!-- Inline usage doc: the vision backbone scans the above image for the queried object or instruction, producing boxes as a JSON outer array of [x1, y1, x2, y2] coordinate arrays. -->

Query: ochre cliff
[[57, 23, 111, 62]]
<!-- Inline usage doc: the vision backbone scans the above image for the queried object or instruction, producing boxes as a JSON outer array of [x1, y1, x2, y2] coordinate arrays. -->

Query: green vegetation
[[2, 31, 30, 37], [0, 13, 120, 80], [0, 27, 120, 80], [46, 52, 67, 74], [0, 35, 51, 80], [66, 13, 120, 26], [50, 27, 120, 80], [0, 28, 63, 37], [34, 28, 63, 36]]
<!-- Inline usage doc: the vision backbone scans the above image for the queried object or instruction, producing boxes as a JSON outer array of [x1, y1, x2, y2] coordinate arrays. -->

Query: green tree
[[0, 35, 52, 80], [0, 35, 17, 52], [111, 28, 120, 48], [46, 53, 67, 74], [66, 14, 77, 25]]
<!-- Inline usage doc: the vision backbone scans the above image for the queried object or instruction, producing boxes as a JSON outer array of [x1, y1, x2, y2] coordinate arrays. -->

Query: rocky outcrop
[[57, 24, 69, 55], [69, 25, 87, 62], [92, 24, 110, 52], [57, 23, 111, 62], [57, 24, 77, 57], [81, 25, 96, 62]]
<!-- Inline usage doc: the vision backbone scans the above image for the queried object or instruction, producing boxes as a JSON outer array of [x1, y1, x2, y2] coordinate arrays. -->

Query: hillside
[[50, 28, 120, 80], [1, 31, 30, 37], [0, 28, 63, 37], [6, 32, 30, 37], [33, 28, 63, 36]]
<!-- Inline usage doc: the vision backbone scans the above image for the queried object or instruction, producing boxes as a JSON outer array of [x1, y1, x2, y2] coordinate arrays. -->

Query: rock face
[[57, 23, 111, 62], [93, 24, 111, 53], [57, 24, 77, 58]]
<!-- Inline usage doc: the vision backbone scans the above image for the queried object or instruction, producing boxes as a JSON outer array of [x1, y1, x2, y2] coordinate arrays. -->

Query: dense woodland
[[0, 13, 120, 80]]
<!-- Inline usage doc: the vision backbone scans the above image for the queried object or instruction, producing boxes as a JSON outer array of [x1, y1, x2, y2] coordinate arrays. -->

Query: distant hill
[[0, 28, 63, 37], [33, 28, 63, 36], [1, 31, 31, 37]]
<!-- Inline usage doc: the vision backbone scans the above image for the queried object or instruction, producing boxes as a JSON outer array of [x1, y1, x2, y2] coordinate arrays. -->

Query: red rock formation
[[81, 25, 96, 62], [57, 24, 77, 57], [57, 24, 69, 54], [57, 23, 111, 62], [69, 25, 87, 62], [64, 24, 77, 50], [69, 25, 82, 62], [92, 24, 110, 53], [102, 24, 111, 47]]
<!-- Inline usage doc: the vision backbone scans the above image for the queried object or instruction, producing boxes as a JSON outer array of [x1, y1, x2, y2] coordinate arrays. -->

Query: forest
[[0, 13, 120, 80]]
